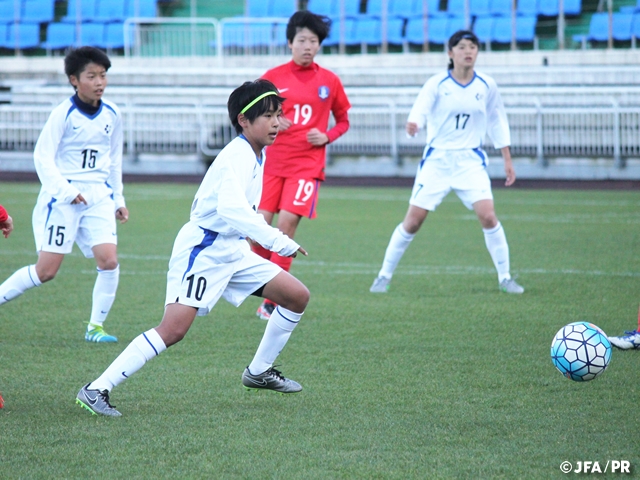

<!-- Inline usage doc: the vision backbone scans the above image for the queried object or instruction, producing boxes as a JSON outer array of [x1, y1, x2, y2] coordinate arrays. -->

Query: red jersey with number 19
[[262, 60, 350, 181]]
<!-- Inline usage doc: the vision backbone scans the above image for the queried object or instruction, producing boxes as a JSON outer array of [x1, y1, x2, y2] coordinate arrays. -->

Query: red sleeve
[[0, 205, 8, 223], [326, 79, 351, 144], [326, 109, 350, 144]]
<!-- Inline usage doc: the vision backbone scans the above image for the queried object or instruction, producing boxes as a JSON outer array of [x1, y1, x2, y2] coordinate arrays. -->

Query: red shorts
[[259, 174, 320, 219]]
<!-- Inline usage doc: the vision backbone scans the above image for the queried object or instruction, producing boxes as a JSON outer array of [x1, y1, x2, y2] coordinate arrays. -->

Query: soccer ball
[[550, 322, 612, 382]]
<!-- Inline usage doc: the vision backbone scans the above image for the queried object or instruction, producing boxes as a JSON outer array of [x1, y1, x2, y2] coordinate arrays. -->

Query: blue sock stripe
[[27, 266, 38, 287], [274, 306, 300, 324], [142, 332, 159, 356]]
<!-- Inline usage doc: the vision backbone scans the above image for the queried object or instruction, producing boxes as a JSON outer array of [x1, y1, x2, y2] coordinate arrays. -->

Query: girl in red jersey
[[253, 10, 351, 320], [0, 204, 13, 238]]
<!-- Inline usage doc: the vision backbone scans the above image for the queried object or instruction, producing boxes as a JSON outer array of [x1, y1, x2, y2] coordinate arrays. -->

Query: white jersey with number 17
[[407, 70, 510, 151]]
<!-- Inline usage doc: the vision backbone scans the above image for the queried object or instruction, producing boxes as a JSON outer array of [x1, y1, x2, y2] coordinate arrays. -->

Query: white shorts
[[165, 222, 281, 316], [32, 182, 117, 258], [409, 148, 493, 211]]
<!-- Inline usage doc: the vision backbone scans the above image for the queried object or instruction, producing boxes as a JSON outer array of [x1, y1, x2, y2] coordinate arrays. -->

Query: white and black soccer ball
[[550, 321, 612, 382]]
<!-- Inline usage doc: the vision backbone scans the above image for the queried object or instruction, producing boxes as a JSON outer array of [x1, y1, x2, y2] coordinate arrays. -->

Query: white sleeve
[[407, 78, 437, 130], [212, 162, 299, 257], [33, 107, 80, 203], [107, 113, 125, 209], [485, 80, 511, 149]]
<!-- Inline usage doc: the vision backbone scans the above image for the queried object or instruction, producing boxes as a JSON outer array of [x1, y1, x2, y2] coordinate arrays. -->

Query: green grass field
[[0, 181, 638, 479]]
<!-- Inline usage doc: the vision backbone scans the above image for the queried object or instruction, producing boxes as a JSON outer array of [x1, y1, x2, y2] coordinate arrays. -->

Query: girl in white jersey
[[0, 47, 128, 342], [370, 31, 524, 295], [76, 80, 310, 416]]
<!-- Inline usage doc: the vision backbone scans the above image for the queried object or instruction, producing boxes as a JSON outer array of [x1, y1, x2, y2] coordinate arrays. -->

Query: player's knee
[[35, 267, 56, 283], [97, 258, 119, 271], [281, 283, 310, 313]]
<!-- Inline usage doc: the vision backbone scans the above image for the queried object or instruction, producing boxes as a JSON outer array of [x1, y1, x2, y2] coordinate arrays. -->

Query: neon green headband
[[240, 91, 278, 114]]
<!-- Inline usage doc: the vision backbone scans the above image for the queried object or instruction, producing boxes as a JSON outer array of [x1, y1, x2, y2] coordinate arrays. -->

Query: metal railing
[[0, 102, 636, 168]]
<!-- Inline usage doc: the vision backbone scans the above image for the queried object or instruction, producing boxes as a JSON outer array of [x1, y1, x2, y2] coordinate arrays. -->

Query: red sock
[[269, 251, 293, 273], [252, 243, 271, 260]]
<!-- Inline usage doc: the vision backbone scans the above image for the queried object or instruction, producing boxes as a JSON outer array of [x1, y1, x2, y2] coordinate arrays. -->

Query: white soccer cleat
[[608, 331, 640, 350], [370, 276, 390, 293], [499, 278, 524, 294]]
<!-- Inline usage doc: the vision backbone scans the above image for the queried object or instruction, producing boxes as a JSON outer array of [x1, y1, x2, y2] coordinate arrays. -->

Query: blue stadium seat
[[245, 0, 269, 17], [407, 0, 441, 16], [564, 0, 581, 15], [339, 0, 361, 17], [103, 22, 125, 48], [489, 0, 512, 17], [95, 0, 127, 23], [42, 22, 75, 49], [222, 22, 273, 48], [0, 22, 7, 45], [405, 15, 429, 44], [22, 0, 55, 24], [473, 15, 494, 43], [350, 16, 381, 45], [79, 22, 105, 47], [516, 0, 538, 17], [63, 0, 98, 22], [271, 0, 297, 18], [125, 0, 157, 18], [612, 12, 633, 41], [538, 0, 581, 17], [323, 17, 355, 46], [470, 0, 491, 17], [5, 22, 40, 49], [585, 12, 609, 42], [446, 15, 466, 37], [307, 0, 338, 17], [447, 0, 465, 16], [0, 1, 19, 23], [493, 15, 536, 43], [389, 0, 413, 18], [386, 16, 405, 44], [366, 0, 388, 17], [633, 12, 640, 39], [406, 15, 449, 44]]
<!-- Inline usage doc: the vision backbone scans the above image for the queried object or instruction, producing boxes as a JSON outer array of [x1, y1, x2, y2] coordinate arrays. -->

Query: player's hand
[[71, 193, 87, 205], [307, 128, 329, 146], [116, 207, 129, 224], [278, 116, 293, 131], [406, 122, 419, 137], [0, 215, 13, 238], [504, 163, 516, 186], [290, 246, 308, 258]]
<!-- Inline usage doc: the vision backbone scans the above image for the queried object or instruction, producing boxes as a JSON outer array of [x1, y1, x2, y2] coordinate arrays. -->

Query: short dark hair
[[286, 10, 331, 44], [447, 30, 480, 70], [64, 47, 111, 80], [228, 79, 285, 135]]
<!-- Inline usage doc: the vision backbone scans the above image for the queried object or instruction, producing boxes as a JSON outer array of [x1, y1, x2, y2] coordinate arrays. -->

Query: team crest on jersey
[[318, 86, 329, 101], [475, 93, 484, 101], [104, 124, 112, 134]]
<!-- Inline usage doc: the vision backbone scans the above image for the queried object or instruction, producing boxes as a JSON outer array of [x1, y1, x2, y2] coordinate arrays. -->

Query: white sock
[[248, 306, 302, 375], [88, 328, 167, 392], [378, 223, 415, 279], [89, 265, 119, 327], [483, 222, 511, 282], [0, 265, 41, 305]]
